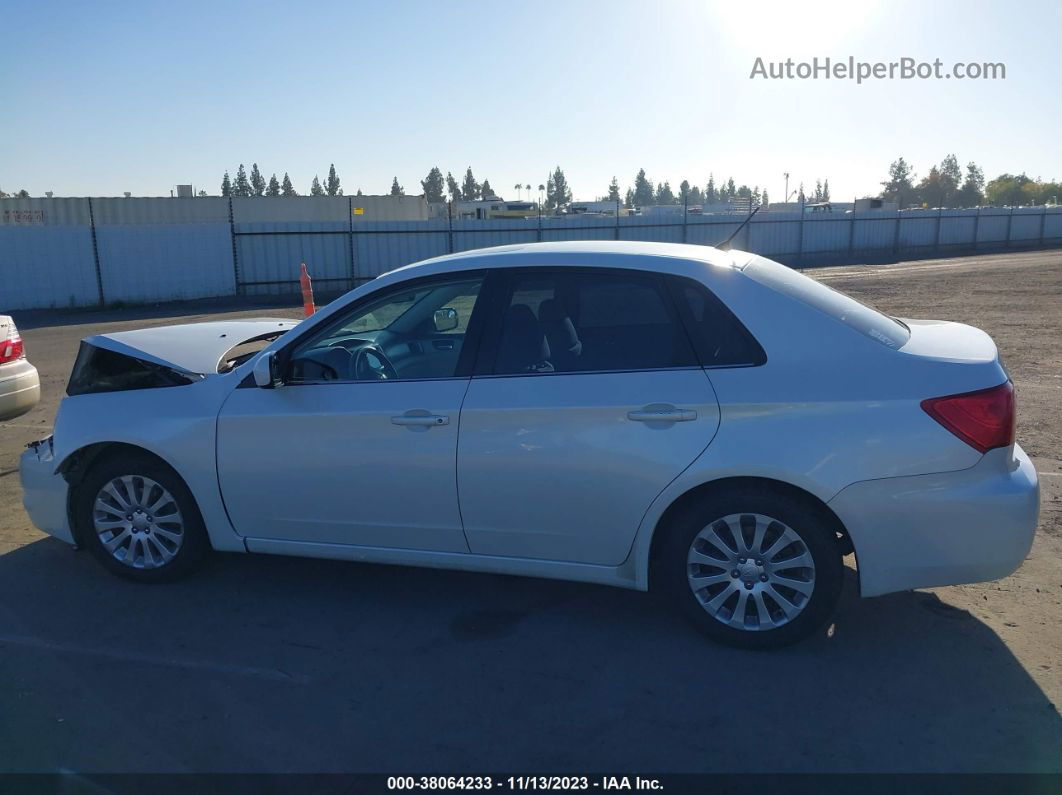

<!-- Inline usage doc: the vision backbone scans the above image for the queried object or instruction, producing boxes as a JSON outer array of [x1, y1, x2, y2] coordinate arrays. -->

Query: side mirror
[[253, 351, 279, 388], [433, 307, 459, 333]]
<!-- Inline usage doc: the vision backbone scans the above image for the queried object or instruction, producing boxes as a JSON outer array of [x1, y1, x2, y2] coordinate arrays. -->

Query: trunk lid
[[898, 318, 998, 364]]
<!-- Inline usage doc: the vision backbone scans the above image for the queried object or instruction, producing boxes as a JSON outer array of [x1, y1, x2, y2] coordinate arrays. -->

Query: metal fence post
[[892, 211, 902, 258], [972, 207, 981, 252], [614, 199, 620, 241], [846, 209, 856, 261], [348, 195, 356, 288], [447, 201, 454, 253], [86, 197, 105, 306], [537, 206, 542, 242], [228, 196, 240, 295], [1005, 207, 1014, 248], [682, 195, 689, 243], [934, 207, 943, 255], [1038, 205, 1047, 248], [796, 207, 805, 265]]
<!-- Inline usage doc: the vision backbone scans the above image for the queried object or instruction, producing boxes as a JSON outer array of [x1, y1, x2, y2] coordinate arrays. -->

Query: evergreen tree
[[446, 172, 461, 202], [250, 163, 266, 197], [725, 178, 737, 201], [421, 167, 445, 202], [821, 179, 830, 202], [461, 167, 480, 200], [624, 188, 635, 209], [761, 189, 770, 208], [881, 157, 916, 206], [813, 180, 823, 202], [310, 175, 325, 196], [939, 154, 962, 207], [688, 186, 704, 205], [632, 168, 654, 207], [281, 173, 297, 196], [655, 181, 675, 204], [918, 166, 944, 207], [705, 175, 717, 204], [266, 173, 280, 196], [390, 177, 404, 196], [221, 171, 232, 197], [481, 179, 493, 198], [326, 164, 341, 196], [607, 177, 621, 203], [233, 164, 251, 197], [679, 179, 691, 204], [545, 166, 571, 209], [956, 162, 985, 207]]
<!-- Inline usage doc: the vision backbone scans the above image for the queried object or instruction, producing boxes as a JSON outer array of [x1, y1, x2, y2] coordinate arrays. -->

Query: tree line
[[219, 164, 346, 197], [881, 155, 1062, 208]]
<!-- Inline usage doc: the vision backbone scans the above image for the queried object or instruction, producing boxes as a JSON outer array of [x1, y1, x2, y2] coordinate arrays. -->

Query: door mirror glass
[[433, 307, 459, 333], [253, 351, 277, 388]]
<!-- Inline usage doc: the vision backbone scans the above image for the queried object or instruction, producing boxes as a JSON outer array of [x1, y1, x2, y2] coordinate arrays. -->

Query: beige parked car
[[0, 315, 40, 421]]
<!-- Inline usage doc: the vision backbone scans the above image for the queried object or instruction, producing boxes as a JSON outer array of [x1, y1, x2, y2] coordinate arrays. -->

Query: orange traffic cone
[[300, 263, 316, 317]]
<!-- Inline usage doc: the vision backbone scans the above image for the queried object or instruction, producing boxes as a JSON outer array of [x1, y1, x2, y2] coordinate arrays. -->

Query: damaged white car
[[21, 241, 1040, 648]]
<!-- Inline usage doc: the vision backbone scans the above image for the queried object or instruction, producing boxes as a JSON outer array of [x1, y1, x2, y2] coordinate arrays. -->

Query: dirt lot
[[0, 250, 1059, 773]]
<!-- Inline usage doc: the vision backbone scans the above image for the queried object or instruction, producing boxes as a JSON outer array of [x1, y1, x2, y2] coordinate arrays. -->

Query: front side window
[[287, 274, 484, 382], [492, 270, 697, 375]]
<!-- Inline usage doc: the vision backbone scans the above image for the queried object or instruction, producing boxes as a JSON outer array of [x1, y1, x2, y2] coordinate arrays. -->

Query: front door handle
[[628, 406, 697, 423], [391, 413, 450, 427]]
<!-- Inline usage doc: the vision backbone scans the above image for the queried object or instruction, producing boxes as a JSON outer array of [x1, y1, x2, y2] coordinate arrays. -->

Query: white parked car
[[1, 314, 40, 421], [21, 242, 1039, 648]]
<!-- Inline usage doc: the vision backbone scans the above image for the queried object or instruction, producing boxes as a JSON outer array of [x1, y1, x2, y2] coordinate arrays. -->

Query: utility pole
[[783, 172, 790, 208]]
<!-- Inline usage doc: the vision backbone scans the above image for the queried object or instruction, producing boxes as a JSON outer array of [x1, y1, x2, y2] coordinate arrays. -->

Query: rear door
[[456, 267, 721, 566]]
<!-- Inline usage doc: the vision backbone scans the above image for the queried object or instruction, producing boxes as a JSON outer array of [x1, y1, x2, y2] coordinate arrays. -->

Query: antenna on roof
[[715, 204, 761, 250]]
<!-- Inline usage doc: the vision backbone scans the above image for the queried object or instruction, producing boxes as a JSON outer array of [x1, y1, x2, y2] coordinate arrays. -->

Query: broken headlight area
[[66, 342, 203, 396]]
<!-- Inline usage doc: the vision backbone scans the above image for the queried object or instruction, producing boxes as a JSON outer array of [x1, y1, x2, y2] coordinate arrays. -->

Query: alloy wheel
[[686, 512, 816, 631]]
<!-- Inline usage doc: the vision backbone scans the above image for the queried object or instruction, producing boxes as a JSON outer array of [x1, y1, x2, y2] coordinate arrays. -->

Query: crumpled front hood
[[84, 318, 299, 375]]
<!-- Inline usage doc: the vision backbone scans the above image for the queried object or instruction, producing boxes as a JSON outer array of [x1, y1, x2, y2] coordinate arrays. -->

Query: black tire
[[658, 487, 843, 650], [75, 451, 209, 582]]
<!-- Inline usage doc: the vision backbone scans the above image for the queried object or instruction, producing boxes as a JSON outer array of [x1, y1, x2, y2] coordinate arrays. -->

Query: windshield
[[744, 255, 911, 349]]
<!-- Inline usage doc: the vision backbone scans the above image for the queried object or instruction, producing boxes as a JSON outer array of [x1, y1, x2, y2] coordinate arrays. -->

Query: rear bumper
[[0, 361, 40, 421], [828, 444, 1039, 597], [20, 438, 75, 545]]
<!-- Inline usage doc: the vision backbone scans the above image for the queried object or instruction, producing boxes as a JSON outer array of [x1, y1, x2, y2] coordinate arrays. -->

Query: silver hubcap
[[687, 513, 816, 631], [93, 475, 184, 569]]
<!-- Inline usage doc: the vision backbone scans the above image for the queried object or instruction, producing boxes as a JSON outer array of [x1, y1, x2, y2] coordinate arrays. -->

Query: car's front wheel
[[659, 488, 843, 649], [75, 452, 208, 582]]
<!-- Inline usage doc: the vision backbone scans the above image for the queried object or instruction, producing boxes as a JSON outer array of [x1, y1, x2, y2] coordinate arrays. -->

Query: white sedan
[[1, 314, 40, 421], [20, 241, 1039, 648]]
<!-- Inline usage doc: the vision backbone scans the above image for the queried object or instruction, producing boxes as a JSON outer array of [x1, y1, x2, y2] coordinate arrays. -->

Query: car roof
[[383, 240, 747, 280]]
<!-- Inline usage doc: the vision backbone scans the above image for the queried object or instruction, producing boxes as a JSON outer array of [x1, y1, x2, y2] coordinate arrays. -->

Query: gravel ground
[[0, 249, 1059, 773]]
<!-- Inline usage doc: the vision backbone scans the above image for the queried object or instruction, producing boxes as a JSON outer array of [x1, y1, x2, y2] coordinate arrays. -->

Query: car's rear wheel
[[75, 452, 208, 582], [660, 488, 843, 649]]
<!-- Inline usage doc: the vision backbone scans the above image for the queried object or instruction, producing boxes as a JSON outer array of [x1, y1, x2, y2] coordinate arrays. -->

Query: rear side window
[[744, 255, 910, 349], [67, 342, 198, 396], [492, 270, 697, 375], [668, 276, 766, 367]]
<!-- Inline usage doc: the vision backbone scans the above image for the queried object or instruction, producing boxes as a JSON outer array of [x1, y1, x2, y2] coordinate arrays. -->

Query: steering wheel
[[353, 344, 399, 381]]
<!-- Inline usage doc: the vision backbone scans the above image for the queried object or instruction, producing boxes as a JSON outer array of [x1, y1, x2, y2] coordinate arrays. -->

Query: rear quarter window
[[744, 255, 910, 349]]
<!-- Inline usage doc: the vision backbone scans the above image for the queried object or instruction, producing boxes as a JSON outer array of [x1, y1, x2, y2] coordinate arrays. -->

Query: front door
[[216, 272, 487, 552]]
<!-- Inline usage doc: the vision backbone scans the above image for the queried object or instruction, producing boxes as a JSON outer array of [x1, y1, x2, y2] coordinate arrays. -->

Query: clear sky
[[3, 0, 1059, 201]]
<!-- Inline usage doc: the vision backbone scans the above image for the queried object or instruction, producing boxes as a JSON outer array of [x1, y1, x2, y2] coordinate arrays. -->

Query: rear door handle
[[391, 413, 450, 427], [628, 407, 697, 423]]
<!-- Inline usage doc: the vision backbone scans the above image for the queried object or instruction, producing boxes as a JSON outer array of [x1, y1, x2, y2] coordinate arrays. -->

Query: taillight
[[921, 381, 1015, 454], [0, 325, 25, 364]]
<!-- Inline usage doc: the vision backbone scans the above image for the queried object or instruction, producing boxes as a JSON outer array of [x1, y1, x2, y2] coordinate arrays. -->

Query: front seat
[[538, 298, 582, 372], [496, 304, 552, 373]]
